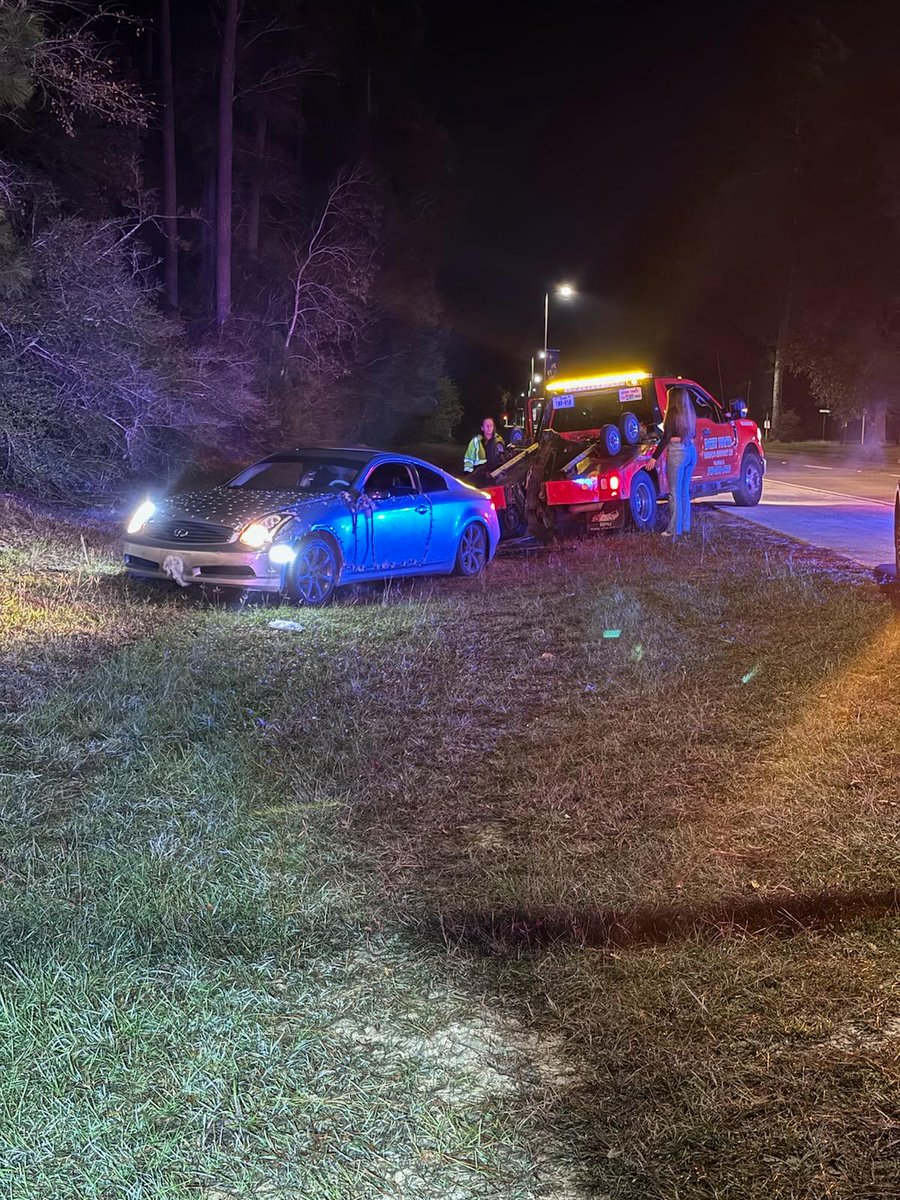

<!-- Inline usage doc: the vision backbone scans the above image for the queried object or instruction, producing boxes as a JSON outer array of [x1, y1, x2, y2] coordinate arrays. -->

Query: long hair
[[664, 386, 696, 441]]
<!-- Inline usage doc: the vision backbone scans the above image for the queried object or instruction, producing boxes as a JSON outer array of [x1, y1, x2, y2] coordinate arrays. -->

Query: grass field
[[1, 500, 898, 1198]]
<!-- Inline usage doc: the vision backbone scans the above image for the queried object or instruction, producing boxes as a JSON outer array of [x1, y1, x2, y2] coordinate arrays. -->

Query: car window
[[228, 455, 362, 491], [363, 463, 418, 497], [416, 465, 448, 493]]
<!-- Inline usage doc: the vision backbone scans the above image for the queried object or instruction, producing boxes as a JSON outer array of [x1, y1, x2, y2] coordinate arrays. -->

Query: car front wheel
[[732, 450, 764, 506], [454, 523, 488, 576], [287, 536, 340, 605]]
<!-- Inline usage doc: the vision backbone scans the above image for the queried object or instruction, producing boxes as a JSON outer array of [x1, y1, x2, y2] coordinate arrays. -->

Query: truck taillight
[[609, 474, 620, 491]]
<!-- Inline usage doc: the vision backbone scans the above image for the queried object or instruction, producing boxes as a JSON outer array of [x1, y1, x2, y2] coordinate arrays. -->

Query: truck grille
[[143, 518, 235, 545]]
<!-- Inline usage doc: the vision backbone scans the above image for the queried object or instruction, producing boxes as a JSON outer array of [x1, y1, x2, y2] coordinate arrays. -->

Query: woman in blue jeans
[[651, 385, 697, 536]]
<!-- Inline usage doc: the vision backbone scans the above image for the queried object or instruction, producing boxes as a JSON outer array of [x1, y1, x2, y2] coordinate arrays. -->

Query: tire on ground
[[454, 522, 488, 576], [628, 471, 658, 532], [500, 485, 528, 538], [619, 410, 641, 446], [732, 449, 764, 507], [286, 534, 340, 605]]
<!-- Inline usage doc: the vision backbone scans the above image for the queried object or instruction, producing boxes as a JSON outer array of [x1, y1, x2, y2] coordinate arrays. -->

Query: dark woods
[[0, 0, 454, 499]]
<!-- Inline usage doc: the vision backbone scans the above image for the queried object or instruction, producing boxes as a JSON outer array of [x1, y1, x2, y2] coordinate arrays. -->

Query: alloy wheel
[[459, 525, 486, 575], [293, 542, 336, 604]]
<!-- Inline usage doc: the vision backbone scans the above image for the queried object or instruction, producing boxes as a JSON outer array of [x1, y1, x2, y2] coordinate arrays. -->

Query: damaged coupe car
[[124, 448, 500, 605]]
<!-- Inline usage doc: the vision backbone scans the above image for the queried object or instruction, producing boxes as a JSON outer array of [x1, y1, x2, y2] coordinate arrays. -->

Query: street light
[[543, 282, 576, 386]]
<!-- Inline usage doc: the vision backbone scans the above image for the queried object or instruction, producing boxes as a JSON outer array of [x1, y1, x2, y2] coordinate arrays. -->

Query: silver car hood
[[164, 487, 337, 530]]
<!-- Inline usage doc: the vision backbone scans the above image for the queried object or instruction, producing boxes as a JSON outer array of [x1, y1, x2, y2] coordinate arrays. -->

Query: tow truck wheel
[[619, 410, 641, 446], [732, 449, 764, 507], [628, 471, 658, 532], [500, 484, 528, 538], [454, 522, 488, 576], [602, 423, 622, 456]]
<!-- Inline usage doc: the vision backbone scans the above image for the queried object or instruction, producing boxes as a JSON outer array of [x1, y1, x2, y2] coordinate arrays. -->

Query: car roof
[[266, 447, 453, 475]]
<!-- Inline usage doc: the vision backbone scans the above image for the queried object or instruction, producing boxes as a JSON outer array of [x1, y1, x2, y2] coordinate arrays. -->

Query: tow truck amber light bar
[[546, 370, 650, 393]]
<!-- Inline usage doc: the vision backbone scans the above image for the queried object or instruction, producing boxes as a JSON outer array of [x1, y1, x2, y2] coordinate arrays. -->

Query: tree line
[[633, 8, 900, 441], [0, 0, 462, 499]]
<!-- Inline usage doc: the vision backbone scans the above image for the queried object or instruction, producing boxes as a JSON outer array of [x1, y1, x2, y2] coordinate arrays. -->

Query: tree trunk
[[159, 0, 178, 309], [216, 0, 239, 330], [246, 110, 267, 258]]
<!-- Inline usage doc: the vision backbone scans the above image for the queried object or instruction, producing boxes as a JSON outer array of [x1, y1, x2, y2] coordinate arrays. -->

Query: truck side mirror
[[729, 398, 748, 419]]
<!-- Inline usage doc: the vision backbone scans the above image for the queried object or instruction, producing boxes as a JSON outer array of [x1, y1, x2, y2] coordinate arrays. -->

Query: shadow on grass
[[434, 886, 900, 954]]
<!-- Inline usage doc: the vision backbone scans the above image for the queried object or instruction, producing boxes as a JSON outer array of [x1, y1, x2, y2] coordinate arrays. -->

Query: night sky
[[415, 0, 807, 411]]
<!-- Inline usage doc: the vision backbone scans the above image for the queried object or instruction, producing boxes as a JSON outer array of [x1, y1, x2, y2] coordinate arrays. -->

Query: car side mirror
[[729, 398, 748, 419]]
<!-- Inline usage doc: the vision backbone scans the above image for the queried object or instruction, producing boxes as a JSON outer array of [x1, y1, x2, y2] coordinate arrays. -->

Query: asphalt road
[[708, 446, 898, 570]]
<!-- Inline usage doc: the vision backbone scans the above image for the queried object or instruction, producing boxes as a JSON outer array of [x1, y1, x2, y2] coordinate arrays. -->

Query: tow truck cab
[[484, 369, 765, 538]]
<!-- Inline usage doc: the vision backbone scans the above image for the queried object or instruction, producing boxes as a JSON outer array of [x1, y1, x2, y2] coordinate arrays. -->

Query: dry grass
[[0, 495, 182, 711], [1, 498, 899, 1198]]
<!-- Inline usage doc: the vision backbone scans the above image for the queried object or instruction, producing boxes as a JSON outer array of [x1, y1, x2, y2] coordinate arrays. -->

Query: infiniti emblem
[[173, 528, 190, 538]]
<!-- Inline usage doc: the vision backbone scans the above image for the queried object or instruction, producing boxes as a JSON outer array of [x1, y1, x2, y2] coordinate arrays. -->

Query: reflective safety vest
[[463, 434, 504, 473], [463, 435, 486, 473]]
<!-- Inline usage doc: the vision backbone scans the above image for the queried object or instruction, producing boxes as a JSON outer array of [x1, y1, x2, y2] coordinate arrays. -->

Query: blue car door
[[414, 464, 459, 565], [362, 462, 433, 570]]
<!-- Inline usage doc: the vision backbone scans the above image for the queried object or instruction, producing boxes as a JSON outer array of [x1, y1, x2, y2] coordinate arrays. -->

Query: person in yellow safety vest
[[463, 417, 505, 474]]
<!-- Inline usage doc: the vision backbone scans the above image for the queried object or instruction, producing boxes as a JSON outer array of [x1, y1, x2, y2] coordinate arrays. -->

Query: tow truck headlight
[[239, 513, 289, 548], [126, 499, 156, 535]]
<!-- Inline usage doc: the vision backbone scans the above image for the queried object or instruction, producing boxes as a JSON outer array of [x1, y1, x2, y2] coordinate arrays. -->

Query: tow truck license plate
[[589, 510, 621, 530]]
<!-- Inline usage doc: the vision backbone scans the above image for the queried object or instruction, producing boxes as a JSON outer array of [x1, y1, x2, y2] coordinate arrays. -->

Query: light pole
[[542, 283, 575, 389]]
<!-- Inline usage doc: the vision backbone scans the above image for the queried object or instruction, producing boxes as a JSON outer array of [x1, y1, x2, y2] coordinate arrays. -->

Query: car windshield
[[227, 454, 366, 492], [543, 381, 659, 434]]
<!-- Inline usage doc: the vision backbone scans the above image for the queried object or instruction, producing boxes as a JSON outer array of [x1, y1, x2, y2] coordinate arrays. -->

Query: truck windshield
[[544, 382, 659, 434]]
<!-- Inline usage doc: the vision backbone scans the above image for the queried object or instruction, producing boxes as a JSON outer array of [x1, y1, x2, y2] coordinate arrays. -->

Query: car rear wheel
[[286, 536, 340, 605], [628, 471, 658, 531], [732, 450, 763, 506], [454, 523, 488, 576]]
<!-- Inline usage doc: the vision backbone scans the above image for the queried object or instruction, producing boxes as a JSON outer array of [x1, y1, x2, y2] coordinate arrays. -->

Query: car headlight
[[126, 499, 156, 535], [239, 513, 289, 548]]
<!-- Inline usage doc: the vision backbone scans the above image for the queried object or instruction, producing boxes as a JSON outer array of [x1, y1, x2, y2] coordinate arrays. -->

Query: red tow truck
[[481, 370, 765, 539]]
